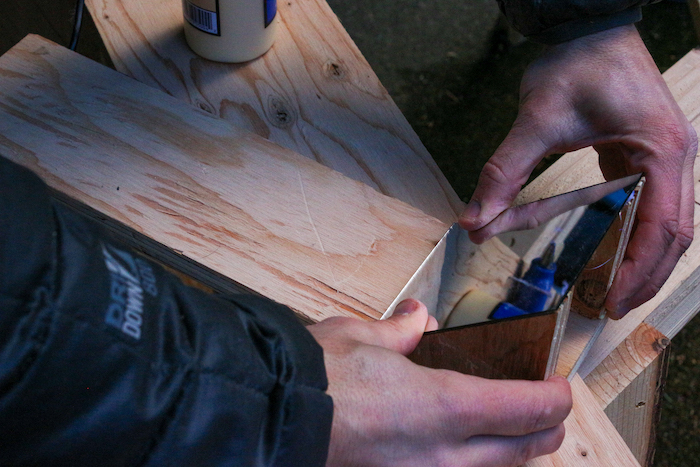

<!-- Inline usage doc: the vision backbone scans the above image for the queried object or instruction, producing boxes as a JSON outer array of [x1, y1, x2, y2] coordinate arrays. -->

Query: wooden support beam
[[528, 375, 640, 466], [583, 324, 670, 466]]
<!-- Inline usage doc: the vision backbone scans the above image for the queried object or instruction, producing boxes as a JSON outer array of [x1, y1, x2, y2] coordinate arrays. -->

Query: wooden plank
[[84, 0, 462, 223], [0, 34, 448, 323], [583, 323, 669, 408], [602, 347, 669, 466], [583, 324, 669, 465], [526, 375, 640, 467]]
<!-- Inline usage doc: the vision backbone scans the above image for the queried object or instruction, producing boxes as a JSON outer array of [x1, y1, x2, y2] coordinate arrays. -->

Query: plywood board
[[84, 0, 462, 223], [0, 35, 448, 323]]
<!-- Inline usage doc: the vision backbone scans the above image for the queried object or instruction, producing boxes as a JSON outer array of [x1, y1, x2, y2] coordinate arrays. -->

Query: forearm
[[498, 0, 661, 44], [0, 156, 332, 465]]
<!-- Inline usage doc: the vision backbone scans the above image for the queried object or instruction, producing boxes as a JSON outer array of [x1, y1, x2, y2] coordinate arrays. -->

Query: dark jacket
[[499, 0, 661, 44], [0, 156, 332, 465]]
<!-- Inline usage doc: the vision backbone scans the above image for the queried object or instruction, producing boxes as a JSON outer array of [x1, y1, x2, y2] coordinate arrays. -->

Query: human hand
[[459, 24, 697, 319], [308, 299, 572, 467]]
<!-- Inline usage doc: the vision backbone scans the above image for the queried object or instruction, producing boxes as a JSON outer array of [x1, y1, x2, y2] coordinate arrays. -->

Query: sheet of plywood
[[84, 0, 462, 224], [0, 34, 449, 323], [82, 0, 679, 384]]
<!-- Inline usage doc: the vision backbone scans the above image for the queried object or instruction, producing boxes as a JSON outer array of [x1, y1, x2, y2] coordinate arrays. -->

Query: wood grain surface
[[84, 0, 463, 223], [0, 35, 448, 322], [528, 375, 641, 467], [583, 324, 669, 465]]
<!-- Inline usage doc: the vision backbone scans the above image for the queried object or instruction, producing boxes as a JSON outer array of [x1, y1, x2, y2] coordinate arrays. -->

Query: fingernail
[[461, 200, 481, 221], [394, 299, 419, 316], [605, 301, 629, 320]]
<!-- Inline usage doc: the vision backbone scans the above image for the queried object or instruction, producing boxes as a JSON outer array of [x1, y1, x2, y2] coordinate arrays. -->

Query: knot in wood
[[324, 60, 346, 80], [266, 95, 296, 129], [196, 100, 216, 115], [653, 337, 670, 352]]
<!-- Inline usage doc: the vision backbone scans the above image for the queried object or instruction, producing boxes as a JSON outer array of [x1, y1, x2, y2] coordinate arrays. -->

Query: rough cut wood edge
[[583, 323, 669, 409], [0, 35, 448, 323], [84, 0, 462, 223], [526, 375, 640, 467]]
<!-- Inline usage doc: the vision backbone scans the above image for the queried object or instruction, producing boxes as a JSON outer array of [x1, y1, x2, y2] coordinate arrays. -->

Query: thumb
[[459, 121, 549, 238], [377, 299, 432, 356]]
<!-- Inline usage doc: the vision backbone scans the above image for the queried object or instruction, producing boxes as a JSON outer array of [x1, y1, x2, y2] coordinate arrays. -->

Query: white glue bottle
[[182, 0, 278, 63]]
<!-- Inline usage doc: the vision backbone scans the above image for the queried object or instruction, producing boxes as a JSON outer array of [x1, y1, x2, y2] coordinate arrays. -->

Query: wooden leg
[[603, 346, 669, 465], [584, 323, 670, 465]]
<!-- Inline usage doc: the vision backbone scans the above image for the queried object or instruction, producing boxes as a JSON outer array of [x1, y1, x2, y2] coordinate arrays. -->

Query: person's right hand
[[308, 299, 572, 467]]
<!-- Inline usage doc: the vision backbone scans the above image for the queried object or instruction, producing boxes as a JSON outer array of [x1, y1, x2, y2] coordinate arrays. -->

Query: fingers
[[439, 374, 572, 439], [454, 424, 566, 467], [459, 121, 550, 237], [316, 299, 432, 356], [606, 145, 696, 317]]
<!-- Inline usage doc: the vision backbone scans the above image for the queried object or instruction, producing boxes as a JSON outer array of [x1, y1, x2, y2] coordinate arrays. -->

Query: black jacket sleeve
[[497, 0, 661, 44], [0, 156, 333, 466]]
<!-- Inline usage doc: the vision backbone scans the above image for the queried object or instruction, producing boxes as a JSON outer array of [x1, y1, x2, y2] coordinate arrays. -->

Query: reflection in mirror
[[382, 175, 642, 329]]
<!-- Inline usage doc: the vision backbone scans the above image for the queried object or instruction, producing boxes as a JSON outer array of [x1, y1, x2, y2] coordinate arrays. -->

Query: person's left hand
[[459, 24, 697, 319]]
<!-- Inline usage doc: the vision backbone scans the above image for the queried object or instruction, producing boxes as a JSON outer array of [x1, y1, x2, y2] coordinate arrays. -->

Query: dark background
[[1, 0, 698, 464]]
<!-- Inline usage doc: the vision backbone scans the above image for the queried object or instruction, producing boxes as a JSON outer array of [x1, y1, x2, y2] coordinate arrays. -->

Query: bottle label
[[183, 0, 220, 36], [265, 0, 277, 28]]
